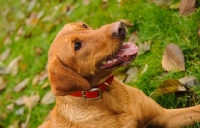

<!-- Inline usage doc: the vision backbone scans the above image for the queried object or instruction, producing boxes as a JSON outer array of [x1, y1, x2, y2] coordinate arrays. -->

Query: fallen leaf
[[15, 95, 27, 105], [0, 76, 7, 90], [21, 113, 31, 128], [4, 36, 12, 45], [150, 79, 187, 97], [17, 27, 25, 37], [34, 47, 44, 57], [102, 0, 108, 8], [62, 5, 74, 14], [120, 19, 134, 27], [13, 78, 30, 92], [27, 0, 37, 12], [15, 107, 25, 115], [41, 82, 49, 89], [41, 91, 55, 105], [141, 64, 148, 74], [32, 70, 48, 86], [83, 0, 90, 5], [179, 0, 196, 15], [125, 67, 138, 83], [5, 55, 22, 75], [138, 41, 151, 55], [0, 48, 11, 61], [162, 43, 185, 72], [24, 94, 40, 110], [152, 0, 171, 6], [179, 76, 199, 88], [6, 103, 14, 111], [128, 32, 139, 44], [8, 120, 19, 128], [198, 28, 200, 37], [26, 12, 39, 26]]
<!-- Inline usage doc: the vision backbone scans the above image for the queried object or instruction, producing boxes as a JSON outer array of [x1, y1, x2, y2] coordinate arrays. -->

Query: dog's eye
[[82, 24, 88, 28], [75, 42, 82, 51]]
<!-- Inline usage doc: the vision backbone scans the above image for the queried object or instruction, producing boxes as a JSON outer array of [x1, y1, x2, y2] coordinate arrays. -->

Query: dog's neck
[[70, 75, 114, 99]]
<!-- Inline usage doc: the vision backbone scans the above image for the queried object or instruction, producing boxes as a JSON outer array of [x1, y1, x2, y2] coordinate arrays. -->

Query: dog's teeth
[[113, 59, 117, 62], [107, 60, 112, 64]]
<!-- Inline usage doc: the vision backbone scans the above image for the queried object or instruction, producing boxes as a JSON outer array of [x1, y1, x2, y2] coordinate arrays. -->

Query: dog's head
[[48, 22, 138, 96]]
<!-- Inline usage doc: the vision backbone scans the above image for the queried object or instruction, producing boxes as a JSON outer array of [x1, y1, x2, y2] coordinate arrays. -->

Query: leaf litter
[[179, 0, 196, 15], [13, 78, 30, 92], [0, 76, 7, 91], [5, 55, 22, 75], [0, 47, 11, 61], [32, 70, 48, 86], [150, 79, 187, 97], [41, 91, 55, 105], [162, 43, 185, 72]]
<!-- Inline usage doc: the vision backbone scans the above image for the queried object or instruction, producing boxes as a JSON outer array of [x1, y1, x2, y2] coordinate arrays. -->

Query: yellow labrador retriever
[[39, 22, 200, 128]]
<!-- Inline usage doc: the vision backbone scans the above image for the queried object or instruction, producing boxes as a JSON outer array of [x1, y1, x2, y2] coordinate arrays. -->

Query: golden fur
[[39, 22, 200, 128]]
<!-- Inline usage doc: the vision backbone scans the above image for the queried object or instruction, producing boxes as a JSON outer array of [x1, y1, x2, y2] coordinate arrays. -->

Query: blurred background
[[0, 0, 200, 127]]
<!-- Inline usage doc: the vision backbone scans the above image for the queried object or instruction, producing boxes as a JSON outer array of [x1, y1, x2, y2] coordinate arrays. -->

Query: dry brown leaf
[[27, 0, 37, 12], [138, 41, 151, 55], [120, 19, 134, 27], [26, 12, 39, 26], [125, 67, 138, 83], [162, 43, 185, 72], [15, 107, 25, 115], [83, 0, 90, 5], [41, 82, 49, 89], [8, 120, 19, 128], [34, 47, 44, 56], [179, 0, 196, 15], [41, 91, 55, 105], [0, 76, 7, 90], [150, 79, 187, 97], [15, 95, 27, 105], [198, 28, 200, 37], [152, 0, 171, 6], [24, 94, 40, 110], [13, 78, 30, 92], [6, 103, 14, 111], [4, 36, 12, 45], [21, 113, 31, 128], [141, 64, 148, 74], [179, 76, 199, 88], [5, 55, 22, 75], [32, 70, 48, 86], [0, 48, 11, 61], [128, 32, 139, 44], [17, 27, 25, 37]]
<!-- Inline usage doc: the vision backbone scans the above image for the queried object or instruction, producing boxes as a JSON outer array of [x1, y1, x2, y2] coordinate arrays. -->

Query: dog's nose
[[111, 22, 126, 38]]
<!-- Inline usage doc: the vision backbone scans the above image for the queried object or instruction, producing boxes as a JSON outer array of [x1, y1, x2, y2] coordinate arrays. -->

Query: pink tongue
[[116, 42, 138, 57]]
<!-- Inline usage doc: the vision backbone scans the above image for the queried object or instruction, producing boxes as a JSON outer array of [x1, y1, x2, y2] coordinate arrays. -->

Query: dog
[[39, 22, 200, 128]]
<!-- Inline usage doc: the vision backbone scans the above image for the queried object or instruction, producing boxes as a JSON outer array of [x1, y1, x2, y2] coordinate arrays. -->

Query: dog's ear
[[48, 59, 91, 96]]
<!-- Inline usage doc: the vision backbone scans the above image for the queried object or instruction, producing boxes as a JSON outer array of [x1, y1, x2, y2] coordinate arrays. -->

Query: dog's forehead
[[63, 22, 91, 31]]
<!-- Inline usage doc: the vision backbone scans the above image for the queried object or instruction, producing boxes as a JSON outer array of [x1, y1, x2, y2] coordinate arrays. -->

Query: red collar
[[70, 75, 114, 100]]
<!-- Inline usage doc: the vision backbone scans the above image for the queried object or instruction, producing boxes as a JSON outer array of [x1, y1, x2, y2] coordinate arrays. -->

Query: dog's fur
[[39, 22, 200, 128]]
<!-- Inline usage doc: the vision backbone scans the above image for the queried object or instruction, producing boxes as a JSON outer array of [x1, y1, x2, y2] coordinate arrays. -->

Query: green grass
[[0, 0, 200, 127]]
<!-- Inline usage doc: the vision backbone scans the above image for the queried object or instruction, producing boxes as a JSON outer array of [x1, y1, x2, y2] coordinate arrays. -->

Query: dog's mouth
[[99, 42, 138, 69]]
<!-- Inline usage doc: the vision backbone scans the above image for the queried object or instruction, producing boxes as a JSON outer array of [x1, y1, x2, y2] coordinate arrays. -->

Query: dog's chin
[[99, 42, 138, 70]]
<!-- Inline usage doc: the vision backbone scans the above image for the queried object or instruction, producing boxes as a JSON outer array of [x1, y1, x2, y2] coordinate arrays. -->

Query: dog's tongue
[[116, 42, 138, 57]]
